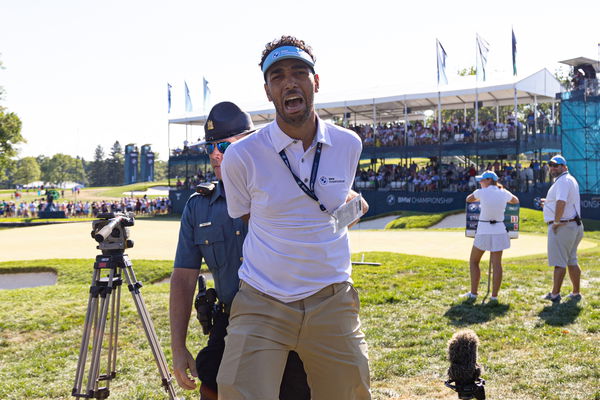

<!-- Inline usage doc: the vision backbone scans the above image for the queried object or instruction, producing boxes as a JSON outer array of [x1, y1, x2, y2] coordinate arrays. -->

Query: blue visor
[[261, 46, 315, 75], [475, 171, 498, 182]]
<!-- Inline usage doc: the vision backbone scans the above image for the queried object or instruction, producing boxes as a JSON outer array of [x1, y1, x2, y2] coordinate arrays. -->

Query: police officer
[[169, 101, 310, 400]]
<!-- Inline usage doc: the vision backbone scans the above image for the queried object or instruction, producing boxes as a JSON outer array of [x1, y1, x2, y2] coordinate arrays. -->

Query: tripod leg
[[85, 268, 117, 397], [73, 268, 102, 396], [121, 258, 180, 400], [105, 280, 121, 384]]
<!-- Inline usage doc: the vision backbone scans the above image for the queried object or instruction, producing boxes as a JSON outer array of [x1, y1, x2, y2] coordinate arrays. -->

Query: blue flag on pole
[[167, 83, 172, 113], [512, 28, 517, 76], [476, 33, 490, 81], [436, 39, 448, 86], [184, 81, 193, 113], [203, 77, 211, 113]]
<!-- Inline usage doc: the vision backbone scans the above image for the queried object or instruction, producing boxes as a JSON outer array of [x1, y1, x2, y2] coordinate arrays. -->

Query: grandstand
[[166, 66, 600, 219]]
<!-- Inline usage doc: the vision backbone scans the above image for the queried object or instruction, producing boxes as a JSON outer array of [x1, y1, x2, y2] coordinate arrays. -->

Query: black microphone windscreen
[[447, 329, 482, 384]]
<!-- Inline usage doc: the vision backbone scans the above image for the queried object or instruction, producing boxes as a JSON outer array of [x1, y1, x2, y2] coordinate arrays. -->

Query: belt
[[547, 218, 577, 225]]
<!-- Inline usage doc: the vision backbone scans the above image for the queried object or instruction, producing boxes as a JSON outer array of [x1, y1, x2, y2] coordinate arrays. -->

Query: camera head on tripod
[[91, 212, 135, 253]]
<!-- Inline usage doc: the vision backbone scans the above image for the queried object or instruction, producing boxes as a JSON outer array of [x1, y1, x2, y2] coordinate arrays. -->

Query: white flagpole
[[436, 40, 442, 143], [475, 36, 479, 143], [167, 121, 171, 187]]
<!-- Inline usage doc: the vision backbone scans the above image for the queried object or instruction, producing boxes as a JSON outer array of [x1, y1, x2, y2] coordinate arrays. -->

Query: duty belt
[[218, 302, 232, 315]]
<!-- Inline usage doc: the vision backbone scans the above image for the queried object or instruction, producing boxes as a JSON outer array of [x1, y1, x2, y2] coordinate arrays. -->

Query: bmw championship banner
[[465, 202, 520, 239]]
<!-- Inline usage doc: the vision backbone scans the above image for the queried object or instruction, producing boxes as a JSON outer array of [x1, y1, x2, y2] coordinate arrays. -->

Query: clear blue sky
[[1, 0, 598, 161]]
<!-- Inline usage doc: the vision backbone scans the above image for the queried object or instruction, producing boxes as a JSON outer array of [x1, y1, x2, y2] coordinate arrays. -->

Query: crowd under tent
[[170, 69, 561, 129], [169, 69, 563, 164]]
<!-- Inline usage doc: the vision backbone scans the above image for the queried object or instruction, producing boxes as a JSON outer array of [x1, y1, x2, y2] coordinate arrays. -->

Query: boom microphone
[[445, 329, 486, 400]]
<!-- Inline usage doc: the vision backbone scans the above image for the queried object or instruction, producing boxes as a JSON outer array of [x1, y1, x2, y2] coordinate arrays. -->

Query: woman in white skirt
[[463, 171, 519, 301]]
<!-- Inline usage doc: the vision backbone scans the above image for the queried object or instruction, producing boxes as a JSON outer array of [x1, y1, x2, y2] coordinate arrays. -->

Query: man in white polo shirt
[[541, 155, 584, 303], [219, 35, 371, 400]]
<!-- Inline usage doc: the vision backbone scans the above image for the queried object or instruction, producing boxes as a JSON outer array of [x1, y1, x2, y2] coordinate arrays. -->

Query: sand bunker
[[0, 272, 57, 290]]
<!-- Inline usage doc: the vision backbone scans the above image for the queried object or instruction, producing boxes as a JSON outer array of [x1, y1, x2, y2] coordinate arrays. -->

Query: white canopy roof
[[169, 69, 562, 128], [559, 57, 600, 72]]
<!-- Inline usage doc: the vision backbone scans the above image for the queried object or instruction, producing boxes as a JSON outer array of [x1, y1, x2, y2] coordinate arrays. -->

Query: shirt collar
[[210, 181, 226, 205], [269, 117, 332, 153]]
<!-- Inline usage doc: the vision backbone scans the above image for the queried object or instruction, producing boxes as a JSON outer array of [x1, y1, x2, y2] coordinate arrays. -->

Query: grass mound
[[385, 209, 463, 229], [385, 207, 600, 236]]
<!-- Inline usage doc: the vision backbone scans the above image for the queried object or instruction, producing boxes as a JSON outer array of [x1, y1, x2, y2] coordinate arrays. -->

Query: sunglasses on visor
[[205, 141, 231, 154]]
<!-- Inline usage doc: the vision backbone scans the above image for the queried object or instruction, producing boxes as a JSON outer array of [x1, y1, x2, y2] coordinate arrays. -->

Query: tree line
[[1, 141, 166, 188]]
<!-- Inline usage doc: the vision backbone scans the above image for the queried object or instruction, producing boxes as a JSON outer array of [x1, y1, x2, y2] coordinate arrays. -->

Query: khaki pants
[[217, 280, 371, 400]]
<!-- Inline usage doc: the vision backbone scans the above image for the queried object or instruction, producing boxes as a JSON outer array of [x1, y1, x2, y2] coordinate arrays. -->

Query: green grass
[[0, 217, 95, 224], [1, 213, 181, 225], [94, 181, 169, 198], [1, 248, 599, 399]]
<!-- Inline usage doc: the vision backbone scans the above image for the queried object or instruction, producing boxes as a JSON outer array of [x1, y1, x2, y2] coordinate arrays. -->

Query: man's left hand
[[552, 221, 565, 233]]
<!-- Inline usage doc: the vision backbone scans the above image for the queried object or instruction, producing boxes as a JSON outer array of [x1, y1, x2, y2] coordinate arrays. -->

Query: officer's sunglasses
[[205, 141, 231, 154], [548, 162, 560, 168]]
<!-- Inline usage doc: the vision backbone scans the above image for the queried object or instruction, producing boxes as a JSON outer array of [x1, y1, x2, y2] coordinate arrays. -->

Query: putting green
[[1, 220, 595, 262]]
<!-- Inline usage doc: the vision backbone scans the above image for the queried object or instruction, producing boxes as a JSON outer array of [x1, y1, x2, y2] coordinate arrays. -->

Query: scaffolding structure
[[560, 79, 600, 194]]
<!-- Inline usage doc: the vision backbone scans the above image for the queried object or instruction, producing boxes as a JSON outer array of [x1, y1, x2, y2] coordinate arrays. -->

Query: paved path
[[1, 220, 595, 262]]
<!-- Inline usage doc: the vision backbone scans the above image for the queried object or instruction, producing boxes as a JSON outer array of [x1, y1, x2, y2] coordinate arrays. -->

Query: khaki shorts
[[217, 280, 371, 400], [547, 222, 584, 267]]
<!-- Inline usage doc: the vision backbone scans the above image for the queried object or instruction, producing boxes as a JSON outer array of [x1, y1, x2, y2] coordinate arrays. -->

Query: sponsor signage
[[465, 202, 520, 239]]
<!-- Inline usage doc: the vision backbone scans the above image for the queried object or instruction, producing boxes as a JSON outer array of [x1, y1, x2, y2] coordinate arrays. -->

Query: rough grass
[[1, 248, 599, 399]]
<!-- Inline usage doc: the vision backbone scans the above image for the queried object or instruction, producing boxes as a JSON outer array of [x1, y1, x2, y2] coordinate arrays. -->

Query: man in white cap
[[541, 155, 584, 303]]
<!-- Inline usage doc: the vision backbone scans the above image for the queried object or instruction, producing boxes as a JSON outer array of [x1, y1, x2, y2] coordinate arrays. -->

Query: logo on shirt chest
[[318, 175, 346, 186]]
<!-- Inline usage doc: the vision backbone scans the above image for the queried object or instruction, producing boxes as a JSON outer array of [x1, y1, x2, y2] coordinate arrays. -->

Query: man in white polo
[[542, 155, 584, 303], [219, 35, 371, 399]]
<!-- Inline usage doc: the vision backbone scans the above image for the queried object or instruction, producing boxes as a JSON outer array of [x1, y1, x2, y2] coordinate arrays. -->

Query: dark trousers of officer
[[196, 312, 310, 400]]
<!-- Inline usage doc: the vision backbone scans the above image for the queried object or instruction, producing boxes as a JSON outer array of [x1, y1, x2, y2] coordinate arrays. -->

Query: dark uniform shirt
[[174, 181, 310, 400], [174, 181, 247, 305]]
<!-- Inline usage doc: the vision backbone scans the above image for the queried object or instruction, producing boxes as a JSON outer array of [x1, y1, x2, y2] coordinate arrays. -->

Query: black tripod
[[72, 213, 180, 399]]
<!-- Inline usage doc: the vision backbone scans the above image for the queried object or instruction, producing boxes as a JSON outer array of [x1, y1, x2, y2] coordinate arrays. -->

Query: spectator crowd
[[0, 196, 172, 218], [174, 170, 217, 191]]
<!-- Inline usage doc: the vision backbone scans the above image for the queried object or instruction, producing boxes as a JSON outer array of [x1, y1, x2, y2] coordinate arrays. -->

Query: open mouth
[[284, 94, 305, 113]]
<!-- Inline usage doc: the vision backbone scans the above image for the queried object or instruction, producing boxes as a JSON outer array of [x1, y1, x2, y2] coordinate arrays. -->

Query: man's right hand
[[172, 347, 198, 390]]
